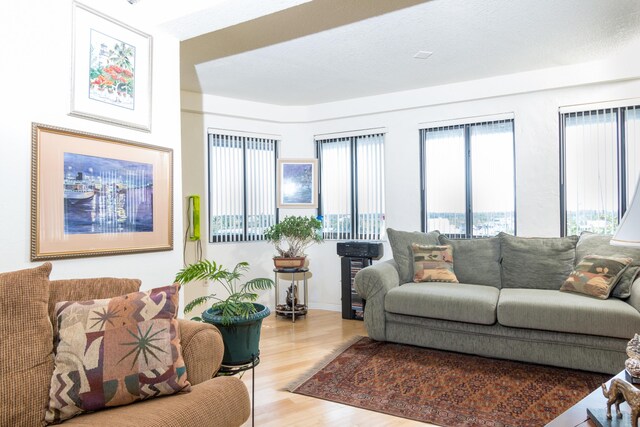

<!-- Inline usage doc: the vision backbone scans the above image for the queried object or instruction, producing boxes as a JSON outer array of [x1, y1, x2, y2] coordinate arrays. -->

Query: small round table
[[273, 267, 309, 322]]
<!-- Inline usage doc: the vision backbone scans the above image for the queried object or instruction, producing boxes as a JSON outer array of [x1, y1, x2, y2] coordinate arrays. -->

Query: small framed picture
[[277, 159, 318, 208], [31, 123, 173, 260], [70, 2, 152, 131]]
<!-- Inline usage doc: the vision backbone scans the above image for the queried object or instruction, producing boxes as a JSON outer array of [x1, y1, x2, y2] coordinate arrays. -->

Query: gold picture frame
[[277, 158, 318, 208], [31, 123, 172, 260]]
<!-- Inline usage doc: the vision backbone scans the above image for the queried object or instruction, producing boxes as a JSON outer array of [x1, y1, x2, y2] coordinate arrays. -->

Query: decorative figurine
[[601, 378, 640, 427], [286, 284, 299, 308]]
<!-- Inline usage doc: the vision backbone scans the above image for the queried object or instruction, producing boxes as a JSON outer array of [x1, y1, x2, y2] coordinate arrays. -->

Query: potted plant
[[175, 260, 274, 366], [263, 215, 323, 268]]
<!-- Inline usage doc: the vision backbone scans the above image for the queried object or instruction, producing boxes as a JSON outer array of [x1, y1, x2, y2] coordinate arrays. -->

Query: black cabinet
[[341, 257, 371, 320]]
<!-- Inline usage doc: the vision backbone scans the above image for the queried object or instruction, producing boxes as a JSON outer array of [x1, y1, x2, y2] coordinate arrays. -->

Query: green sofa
[[354, 229, 640, 374]]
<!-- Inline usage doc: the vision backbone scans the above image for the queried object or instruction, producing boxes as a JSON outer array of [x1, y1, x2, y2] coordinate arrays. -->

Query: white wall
[[0, 3, 184, 298], [181, 40, 640, 313]]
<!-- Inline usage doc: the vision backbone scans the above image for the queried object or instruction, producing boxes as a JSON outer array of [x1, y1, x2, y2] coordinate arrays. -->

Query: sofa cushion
[[560, 255, 632, 299], [411, 244, 458, 283], [385, 282, 499, 325], [499, 232, 578, 290], [439, 235, 501, 287], [49, 278, 141, 328], [0, 263, 53, 427], [576, 232, 640, 298], [387, 228, 440, 283], [46, 284, 190, 424], [497, 288, 640, 339]]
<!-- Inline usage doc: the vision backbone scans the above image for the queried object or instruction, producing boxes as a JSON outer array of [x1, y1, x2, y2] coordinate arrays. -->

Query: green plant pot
[[201, 303, 270, 366]]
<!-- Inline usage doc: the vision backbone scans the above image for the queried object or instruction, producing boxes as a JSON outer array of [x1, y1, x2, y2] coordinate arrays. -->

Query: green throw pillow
[[499, 232, 578, 290], [387, 228, 440, 283], [438, 235, 501, 287]]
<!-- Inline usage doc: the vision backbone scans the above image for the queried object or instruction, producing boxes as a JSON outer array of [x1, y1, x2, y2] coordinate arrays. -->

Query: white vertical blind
[[356, 133, 385, 240], [422, 126, 466, 235], [564, 110, 618, 235], [421, 119, 515, 237], [318, 133, 385, 240], [246, 137, 277, 240], [470, 120, 515, 236], [625, 106, 640, 208], [319, 137, 353, 239], [208, 133, 277, 242]]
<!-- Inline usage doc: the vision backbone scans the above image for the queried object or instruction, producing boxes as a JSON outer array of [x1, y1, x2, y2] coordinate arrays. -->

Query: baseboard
[[308, 303, 341, 312]]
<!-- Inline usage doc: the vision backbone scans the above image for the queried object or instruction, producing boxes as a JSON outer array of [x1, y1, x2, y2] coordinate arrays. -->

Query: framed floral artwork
[[31, 123, 173, 260], [277, 159, 318, 208], [70, 2, 152, 131]]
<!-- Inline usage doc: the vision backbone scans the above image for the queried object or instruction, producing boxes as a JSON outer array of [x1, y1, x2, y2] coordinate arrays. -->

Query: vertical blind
[[626, 106, 640, 205], [561, 105, 640, 235], [420, 119, 515, 237], [356, 134, 386, 240], [317, 133, 385, 240], [208, 133, 278, 242]]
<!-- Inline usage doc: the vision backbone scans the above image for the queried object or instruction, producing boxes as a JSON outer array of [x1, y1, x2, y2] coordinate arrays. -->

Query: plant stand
[[217, 356, 259, 427], [274, 267, 308, 322]]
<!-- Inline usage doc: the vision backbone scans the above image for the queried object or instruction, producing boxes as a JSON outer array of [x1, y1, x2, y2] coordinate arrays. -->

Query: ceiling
[[177, 0, 640, 106]]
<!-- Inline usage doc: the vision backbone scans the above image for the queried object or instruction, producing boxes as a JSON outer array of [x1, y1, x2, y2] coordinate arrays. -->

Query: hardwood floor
[[237, 309, 430, 427]]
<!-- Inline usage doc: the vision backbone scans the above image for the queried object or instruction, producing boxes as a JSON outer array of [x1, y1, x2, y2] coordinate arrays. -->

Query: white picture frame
[[277, 159, 318, 208], [70, 2, 152, 132]]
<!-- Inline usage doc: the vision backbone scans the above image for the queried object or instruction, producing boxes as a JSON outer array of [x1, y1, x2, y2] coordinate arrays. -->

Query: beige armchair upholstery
[[0, 266, 250, 427]]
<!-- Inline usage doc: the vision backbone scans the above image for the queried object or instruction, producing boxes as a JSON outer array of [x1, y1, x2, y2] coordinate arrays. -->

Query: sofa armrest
[[354, 259, 400, 341], [628, 278, 640, 314], [178, 319, 224, 385]]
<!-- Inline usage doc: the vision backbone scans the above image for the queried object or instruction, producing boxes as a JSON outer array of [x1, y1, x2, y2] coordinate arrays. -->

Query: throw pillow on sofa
[[45, 283, 190, 424], [388, 228, 440, 283], [411, 243, 459, 283], [575, 232, 640, 298], [560, 254, 632, 299], [499, 232, 578, 290], [0, 263, 53, 427], [438, 235, 501, 287]]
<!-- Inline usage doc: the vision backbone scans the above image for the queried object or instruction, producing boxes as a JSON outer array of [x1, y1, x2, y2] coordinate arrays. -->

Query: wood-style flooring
[[238, 309, 429, 427]]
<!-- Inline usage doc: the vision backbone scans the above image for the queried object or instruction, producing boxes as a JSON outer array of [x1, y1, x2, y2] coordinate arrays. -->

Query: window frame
[[559, 105, 639, 236], [316, 132, 386, 241], [207, 132, 279, 243], [419, 118, 517, 238]]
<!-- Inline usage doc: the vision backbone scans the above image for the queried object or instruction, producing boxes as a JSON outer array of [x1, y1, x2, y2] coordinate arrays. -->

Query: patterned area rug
[[287, 336, 610, 427]]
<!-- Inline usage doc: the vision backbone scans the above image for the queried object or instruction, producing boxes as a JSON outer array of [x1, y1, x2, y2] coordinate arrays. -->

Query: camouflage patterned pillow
[[411, 243, 459, 283], [45, 284, 190, 424], [560, 255, 632, 299]]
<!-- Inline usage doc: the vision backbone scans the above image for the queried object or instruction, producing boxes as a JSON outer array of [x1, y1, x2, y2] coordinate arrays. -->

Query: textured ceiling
[[180, 0, 640, 106]]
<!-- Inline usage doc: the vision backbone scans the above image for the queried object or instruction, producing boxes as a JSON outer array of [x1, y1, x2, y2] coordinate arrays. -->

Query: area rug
[[287, 336, 610, 427]]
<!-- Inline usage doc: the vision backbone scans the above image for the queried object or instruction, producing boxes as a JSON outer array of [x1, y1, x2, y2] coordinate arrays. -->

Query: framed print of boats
[[31, 123, 173, 260], [70, 2, 152, 131]]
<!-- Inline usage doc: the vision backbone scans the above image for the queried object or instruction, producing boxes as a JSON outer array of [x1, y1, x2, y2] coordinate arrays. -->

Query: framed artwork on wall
[[31, 123, 173, 260], [70, 2, 152, 132], [277, 159, 318, 208]]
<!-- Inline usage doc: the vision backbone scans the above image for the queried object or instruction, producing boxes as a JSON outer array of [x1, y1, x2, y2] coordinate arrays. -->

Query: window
[[208, 132, 278, 242], [560, 105, 640, 235], [316, 132, 385, 240], [420, 119, 515, 237]]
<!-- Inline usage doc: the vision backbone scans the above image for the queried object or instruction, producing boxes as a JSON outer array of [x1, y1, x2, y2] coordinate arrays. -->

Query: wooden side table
[[546, 370, 632, 426], [273, 267, 308, 322]]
